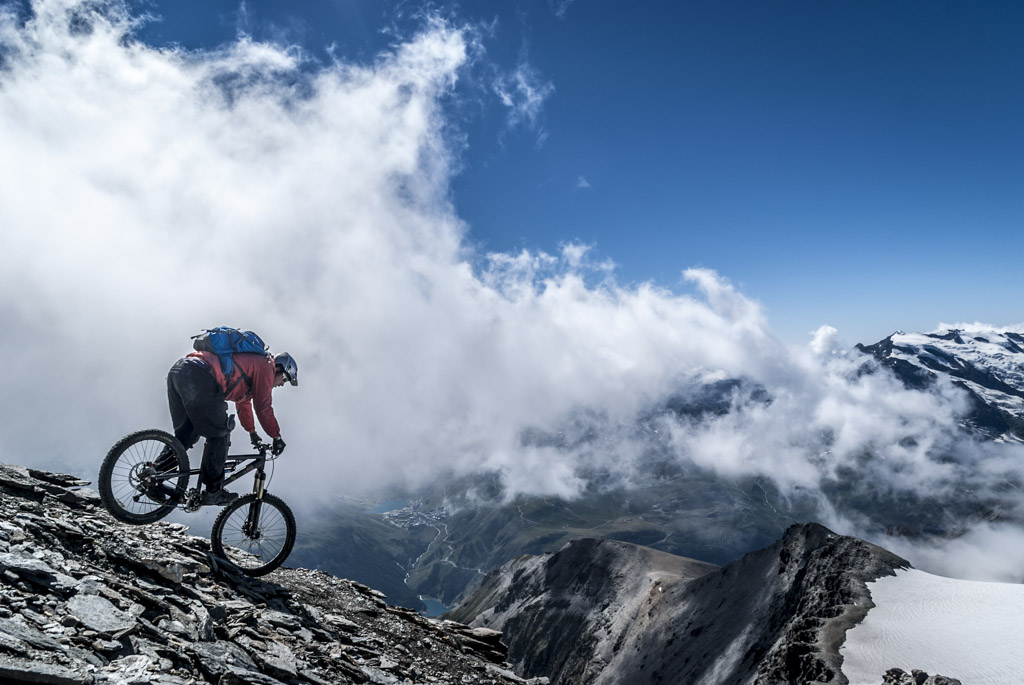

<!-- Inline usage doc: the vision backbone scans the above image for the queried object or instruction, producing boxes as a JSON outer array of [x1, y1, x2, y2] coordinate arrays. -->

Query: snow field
[[841, 568, 1024, 684]]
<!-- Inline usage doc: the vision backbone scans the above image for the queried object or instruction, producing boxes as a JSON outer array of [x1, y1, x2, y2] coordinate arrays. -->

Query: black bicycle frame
[[222, 453, 268, 492], [155, 450, 270, 502]]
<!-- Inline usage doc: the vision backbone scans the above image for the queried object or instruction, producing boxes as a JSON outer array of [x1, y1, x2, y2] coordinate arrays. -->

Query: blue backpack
[[191, 327, 269, 378]]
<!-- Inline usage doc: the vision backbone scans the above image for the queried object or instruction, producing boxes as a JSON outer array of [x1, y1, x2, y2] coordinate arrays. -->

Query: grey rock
[[0, 521, 28, 542], [255, 639, 298, 679], [66, 595, 136, 635], [0, 463, 35, 490], [0, 625, 28, 650], [183, 602, 214, 641], [0, 616, 66, 651], [139, 558, 185, 584], [361, 665, 402, 684], [0, 551, 77, 592], [54, 488, 101, 507], [26, 468, 91, 489], [155, 618, 190, 637], [219, 669, 288, 685], [0, 654, 92, 684], [190, 639, 258, 678], [468, 626, 504, 645], [324, 613, 361, 631], [261, 608, 301, 630], [73, 577, 107, 596], [97, 654, 153, 683], [0, 551, 60, 580], [67, 646, 106, 669], [883, 668, 963, 685]]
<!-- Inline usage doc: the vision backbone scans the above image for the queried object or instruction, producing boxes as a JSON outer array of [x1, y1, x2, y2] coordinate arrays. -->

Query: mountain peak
[[451, 523, 909, 684]]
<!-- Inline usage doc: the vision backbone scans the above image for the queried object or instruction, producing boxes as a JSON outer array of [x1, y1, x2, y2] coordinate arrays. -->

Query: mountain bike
[[98, 428, 296, 576]]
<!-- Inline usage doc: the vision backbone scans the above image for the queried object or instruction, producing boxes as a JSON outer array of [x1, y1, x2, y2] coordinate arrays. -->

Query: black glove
[[272, 436, 286, 456], [250, 432, 262, 448]]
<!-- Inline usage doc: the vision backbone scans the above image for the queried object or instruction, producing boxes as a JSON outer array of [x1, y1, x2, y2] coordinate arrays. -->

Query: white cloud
[[2, 0, 1023, 582], [935, 322, 1024, 335], [493, 60, 553, 140], [551, 0, 575, 20], [575, 175, 591, 190], [808, 325, 842, 357]]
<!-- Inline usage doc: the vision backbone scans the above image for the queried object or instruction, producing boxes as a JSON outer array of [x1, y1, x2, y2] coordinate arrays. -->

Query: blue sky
[[123, 1, 1023, 342]]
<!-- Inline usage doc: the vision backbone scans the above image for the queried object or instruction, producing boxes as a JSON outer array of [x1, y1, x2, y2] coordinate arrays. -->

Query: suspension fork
[[243, 471, 267, 537]]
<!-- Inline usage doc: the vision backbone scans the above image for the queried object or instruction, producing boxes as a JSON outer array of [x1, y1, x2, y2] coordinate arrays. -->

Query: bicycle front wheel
[[211, 493, 296, 576], [98, 429, 189, 524]]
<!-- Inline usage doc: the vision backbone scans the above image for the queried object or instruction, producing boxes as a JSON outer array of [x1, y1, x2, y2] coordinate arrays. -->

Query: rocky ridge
[[446, 538, 717, 683], [450, 523, 962, 685], [0, 461, 548, 684]]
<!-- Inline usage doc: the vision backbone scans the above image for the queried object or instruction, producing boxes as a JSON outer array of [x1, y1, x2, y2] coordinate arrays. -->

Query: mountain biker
[[156, 350, 298, 506]]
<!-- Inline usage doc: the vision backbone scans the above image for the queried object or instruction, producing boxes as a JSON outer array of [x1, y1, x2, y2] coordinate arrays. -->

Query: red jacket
[[188, 351, 281, 438]]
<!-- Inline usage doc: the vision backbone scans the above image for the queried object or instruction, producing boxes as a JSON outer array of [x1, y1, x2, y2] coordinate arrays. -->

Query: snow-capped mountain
[[857, 326, 1024, 441]]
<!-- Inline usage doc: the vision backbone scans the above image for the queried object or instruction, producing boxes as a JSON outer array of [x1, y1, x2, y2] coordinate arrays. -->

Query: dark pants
[[166, 358, 232, 492]]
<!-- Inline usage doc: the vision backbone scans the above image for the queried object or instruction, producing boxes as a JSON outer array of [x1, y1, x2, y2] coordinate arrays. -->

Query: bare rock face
[[882, 668, 963, 685], [451, 522, 910, 684], [446, 538, 719, 683], [0, 462, 549, 684]]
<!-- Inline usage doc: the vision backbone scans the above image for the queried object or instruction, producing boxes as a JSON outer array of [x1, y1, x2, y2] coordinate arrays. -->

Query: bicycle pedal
[[182, 488, 204, 513]]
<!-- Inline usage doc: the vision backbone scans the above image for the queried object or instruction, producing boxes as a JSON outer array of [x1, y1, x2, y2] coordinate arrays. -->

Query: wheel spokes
[[108, 438, 176, 514], [219, 503, 289, 569]]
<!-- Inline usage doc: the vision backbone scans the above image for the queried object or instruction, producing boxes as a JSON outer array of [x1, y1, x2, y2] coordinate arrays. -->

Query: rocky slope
[[449, 523, 960, 685], [446, 538, 718, 683], [0, 461, 548, 684], [856, 327, 1024, 441]]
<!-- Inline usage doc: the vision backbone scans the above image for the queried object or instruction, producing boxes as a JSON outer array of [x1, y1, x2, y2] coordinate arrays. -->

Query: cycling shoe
[[200, 489, 239, 507], [145, 480, 176, 503]]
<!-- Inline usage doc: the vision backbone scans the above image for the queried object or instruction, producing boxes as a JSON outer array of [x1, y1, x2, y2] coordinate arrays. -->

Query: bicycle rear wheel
[[211, 493, 296, 576], [98, 429, 189, 524]]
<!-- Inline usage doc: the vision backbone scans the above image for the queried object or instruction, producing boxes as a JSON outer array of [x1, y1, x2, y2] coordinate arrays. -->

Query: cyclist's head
[[274, 353, 298, 387]]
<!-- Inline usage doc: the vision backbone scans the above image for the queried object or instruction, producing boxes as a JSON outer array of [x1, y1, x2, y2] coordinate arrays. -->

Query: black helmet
[[274, 353, 298, 386]]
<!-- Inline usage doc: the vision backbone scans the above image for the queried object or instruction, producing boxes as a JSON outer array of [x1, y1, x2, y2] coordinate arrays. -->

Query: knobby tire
[[98, 429, 189, 525], [210, 493, 296, 576]]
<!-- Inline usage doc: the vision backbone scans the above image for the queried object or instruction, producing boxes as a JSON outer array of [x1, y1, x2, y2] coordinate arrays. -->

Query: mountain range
[[856, 328, 1024, 441], [292, 326, 1024, 614]]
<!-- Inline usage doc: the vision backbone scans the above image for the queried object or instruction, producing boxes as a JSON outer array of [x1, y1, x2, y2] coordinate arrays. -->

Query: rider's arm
[[249, 357, 281, 439], [236, 396, 256, 434]]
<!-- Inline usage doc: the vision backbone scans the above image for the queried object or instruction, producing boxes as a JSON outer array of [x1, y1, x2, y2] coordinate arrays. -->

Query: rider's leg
[[167, 359, 205, 448], [199, 435, 230, 492], [141, 360, 202, 502], [199, 434, 240, 505], [168, 357, 234, 500]]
